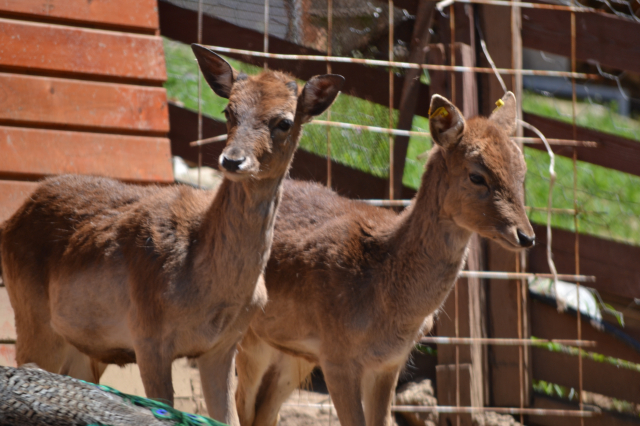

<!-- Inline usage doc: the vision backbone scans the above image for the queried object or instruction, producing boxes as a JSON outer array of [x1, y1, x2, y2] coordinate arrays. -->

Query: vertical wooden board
[[0, 19, 166, 82], [486, 239, 529, 407], [0, 344, 16, 367], [0, 0, 159, 32], [0, 73, 169, 133], [0, 287, 16, 341], [0, 181, 37, 223], [436, 363, 473, 426], [0, 127, 173, 182]]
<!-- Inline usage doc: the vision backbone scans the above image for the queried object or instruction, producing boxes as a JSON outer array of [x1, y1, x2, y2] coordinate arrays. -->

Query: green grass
[[522, 91, 640, 245], [522, 91, 640, 141], [164, 37, 640, 244]]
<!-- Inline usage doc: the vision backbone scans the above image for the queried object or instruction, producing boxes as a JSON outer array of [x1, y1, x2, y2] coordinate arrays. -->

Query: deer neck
[[386, 148, 472, 318], [195, 175, 283, 298]]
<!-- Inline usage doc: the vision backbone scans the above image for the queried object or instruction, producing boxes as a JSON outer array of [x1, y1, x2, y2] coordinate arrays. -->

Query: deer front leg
[[198, 345, 240, 426], [135, 340, 174, 406], [322, 361, 366, 426], [362, 367, 402, 426]]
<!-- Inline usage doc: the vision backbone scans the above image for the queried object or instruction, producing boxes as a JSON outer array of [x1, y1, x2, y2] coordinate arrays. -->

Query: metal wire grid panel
[[169, 0, 640, 422]]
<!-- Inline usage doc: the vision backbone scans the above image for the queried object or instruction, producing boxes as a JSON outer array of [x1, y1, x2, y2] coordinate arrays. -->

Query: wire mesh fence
[[160, 0, 640, 422]]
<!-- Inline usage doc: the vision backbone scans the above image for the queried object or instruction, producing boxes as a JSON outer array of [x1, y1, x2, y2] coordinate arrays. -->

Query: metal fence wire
[[160, 0, 640, 423]]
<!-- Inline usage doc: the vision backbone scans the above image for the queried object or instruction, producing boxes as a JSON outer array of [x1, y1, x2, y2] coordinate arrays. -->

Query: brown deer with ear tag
[[0, 44, 344, 426], [235, 92, 534, 426]]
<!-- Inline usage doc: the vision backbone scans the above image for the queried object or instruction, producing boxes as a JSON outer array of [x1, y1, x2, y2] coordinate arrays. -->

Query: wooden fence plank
[[531, 299, 640, 365], [0, 0, 159, 33], [0, 181, 37, 223], [0, 19, 166, 83], [522, 8, 640, 74], [532, 346, 640, 404], [0, 127, 173, 182], [0, 73, 169, 134], [0, 288, 15, 341], [529, 224, 640, 302], [530, 393, 640, 426], [523, 113, 640, 179]]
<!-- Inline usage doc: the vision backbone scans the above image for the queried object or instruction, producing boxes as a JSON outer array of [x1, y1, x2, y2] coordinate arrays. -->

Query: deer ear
[[489, 91, 517, 136], [296, 74, 345, 122], [428, 94, 465, 149], [192, 44, 237, 99]]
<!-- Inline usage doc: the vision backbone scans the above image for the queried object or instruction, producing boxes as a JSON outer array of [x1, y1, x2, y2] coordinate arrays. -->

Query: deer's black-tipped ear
[[192, 44, 236, 99], [489, 91, 517, 136], [428, 94, 465, 149], [297, 74, 345, 122]]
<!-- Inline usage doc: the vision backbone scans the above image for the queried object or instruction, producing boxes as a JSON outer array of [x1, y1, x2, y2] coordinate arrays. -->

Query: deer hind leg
[[236, 328, 279, 426], [197, 344, 241, 426], [362, 367, 402, 426], [134, 339, 174, 407], [6, 273, 69, 375], [252, 352, 314, 426], [321, 360, 367, 426], [59, 345, 108, 383]]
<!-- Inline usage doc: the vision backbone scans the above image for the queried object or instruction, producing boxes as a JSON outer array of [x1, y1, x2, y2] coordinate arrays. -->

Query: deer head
[[429, 92, 535, 250], [192, 44, 344, 182]]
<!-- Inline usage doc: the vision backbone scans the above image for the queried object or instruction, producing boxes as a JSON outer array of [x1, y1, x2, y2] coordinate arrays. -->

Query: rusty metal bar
[[311, 120, 428, 138], [360, 200, 580, 215], [392, 405, 599, 416], [282, 403, 600, 417], [389, 0, 395, 200], [196, 0, 203, 187], [203, 46, 599, 79], [516, 137, 597, 147], [437, 0, 591, 12], [190, 134, 228, 147], [459, 271, 595, 283], [449, 7, 460, 424], [326, 0, 333, 189], [263, 0, 269, 69], [188, 126, 598, 147], [420, 337, 596, 347], [570, 6, 585, 425]]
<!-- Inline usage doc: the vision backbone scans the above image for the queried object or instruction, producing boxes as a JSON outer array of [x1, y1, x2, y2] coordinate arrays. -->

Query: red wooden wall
[[0, 0, 173, 224], [0, 0, 173, 365]]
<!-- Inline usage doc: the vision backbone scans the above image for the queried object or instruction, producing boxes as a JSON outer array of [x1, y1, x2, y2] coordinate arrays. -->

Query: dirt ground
[[99, 364, 520, 426]]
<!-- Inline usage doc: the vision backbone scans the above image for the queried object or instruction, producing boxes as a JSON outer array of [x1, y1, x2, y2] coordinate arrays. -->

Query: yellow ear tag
[[429, 106, 449, 119], [493, 98, 505, 112]]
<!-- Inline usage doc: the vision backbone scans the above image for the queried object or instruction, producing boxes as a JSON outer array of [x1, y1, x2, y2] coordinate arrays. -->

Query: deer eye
[[469, 173, 486, 186], [223, 108, 230, 121], [277, 119, 293, 132]]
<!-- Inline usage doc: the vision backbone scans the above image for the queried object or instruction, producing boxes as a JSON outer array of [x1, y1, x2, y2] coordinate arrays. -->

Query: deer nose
[[220, 155, 246, 172], [517, 229, 535, 248]]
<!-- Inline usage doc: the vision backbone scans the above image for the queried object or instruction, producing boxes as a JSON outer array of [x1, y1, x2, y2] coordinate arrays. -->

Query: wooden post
[[476, 4, 532, 409], [437, 235, 485, 426], [430, 13, 484, 420], [391, 0, 436, 198]]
